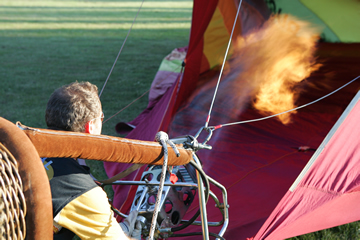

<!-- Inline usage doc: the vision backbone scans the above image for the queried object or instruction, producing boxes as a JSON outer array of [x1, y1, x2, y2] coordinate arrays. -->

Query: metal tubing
[[192, 153, 209, 240], [180, 191, 224, 227], [106, 173, 228, 236], [207, 176, 229, 238], [104, 180, 198, 188], [135, 188, 148, 211], [170, 137, 189, 145]]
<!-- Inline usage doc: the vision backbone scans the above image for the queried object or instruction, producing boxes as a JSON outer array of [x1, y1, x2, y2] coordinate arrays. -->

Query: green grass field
[[1, 0, 359, 239], [0, 0, 192, 186]]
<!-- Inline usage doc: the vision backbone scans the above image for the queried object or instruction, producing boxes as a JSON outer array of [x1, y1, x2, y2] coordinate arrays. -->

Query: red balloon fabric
[[105, 0, 360, 238]]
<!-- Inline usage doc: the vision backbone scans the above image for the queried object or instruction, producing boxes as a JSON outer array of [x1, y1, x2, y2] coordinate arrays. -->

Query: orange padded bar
[[17, 122, 192, 166]]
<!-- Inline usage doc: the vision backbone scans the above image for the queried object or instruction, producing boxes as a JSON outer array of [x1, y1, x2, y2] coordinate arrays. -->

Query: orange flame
[[231, 14, 321, 124]]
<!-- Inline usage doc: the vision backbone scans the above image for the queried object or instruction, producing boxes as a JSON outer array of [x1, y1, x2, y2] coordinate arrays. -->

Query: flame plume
[[230, 14, 321, 124]]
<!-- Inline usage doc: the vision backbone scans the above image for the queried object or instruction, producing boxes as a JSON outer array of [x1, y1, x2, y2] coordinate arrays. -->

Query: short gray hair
[[45, 81, 102, 132]]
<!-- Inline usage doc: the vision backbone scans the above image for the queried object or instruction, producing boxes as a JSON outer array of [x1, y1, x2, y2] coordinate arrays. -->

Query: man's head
[[45, 81, 103, 134]]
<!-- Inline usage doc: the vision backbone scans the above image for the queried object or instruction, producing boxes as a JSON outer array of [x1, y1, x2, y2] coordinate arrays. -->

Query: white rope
[[205, 0, 243, 127], [210, 75, 360, 129], [148, 137, 169, 240], [99, 0, 145, 98]]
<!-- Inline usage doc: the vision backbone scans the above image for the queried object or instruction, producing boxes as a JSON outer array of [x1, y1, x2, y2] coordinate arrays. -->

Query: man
[[43, 81, 141, 239]]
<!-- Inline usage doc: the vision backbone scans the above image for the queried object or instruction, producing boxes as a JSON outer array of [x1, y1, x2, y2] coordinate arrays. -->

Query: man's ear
[[84, 121, 93, 134]]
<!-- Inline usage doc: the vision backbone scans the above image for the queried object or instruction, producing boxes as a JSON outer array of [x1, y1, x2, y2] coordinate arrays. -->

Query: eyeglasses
[[91, 112, 104, 122]]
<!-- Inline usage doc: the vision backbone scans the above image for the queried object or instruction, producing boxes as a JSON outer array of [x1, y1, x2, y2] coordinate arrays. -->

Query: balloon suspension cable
[[98, 0, 145, 98], [102, 89, 150, 124], [102, 65, 184, 124], [205, 0, 243, 128], [207, 75, 360, 131]]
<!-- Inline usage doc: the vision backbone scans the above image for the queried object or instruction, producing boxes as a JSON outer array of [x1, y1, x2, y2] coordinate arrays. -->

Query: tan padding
[[0, 118, 52, 240], [18, 122, 192, 166]]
